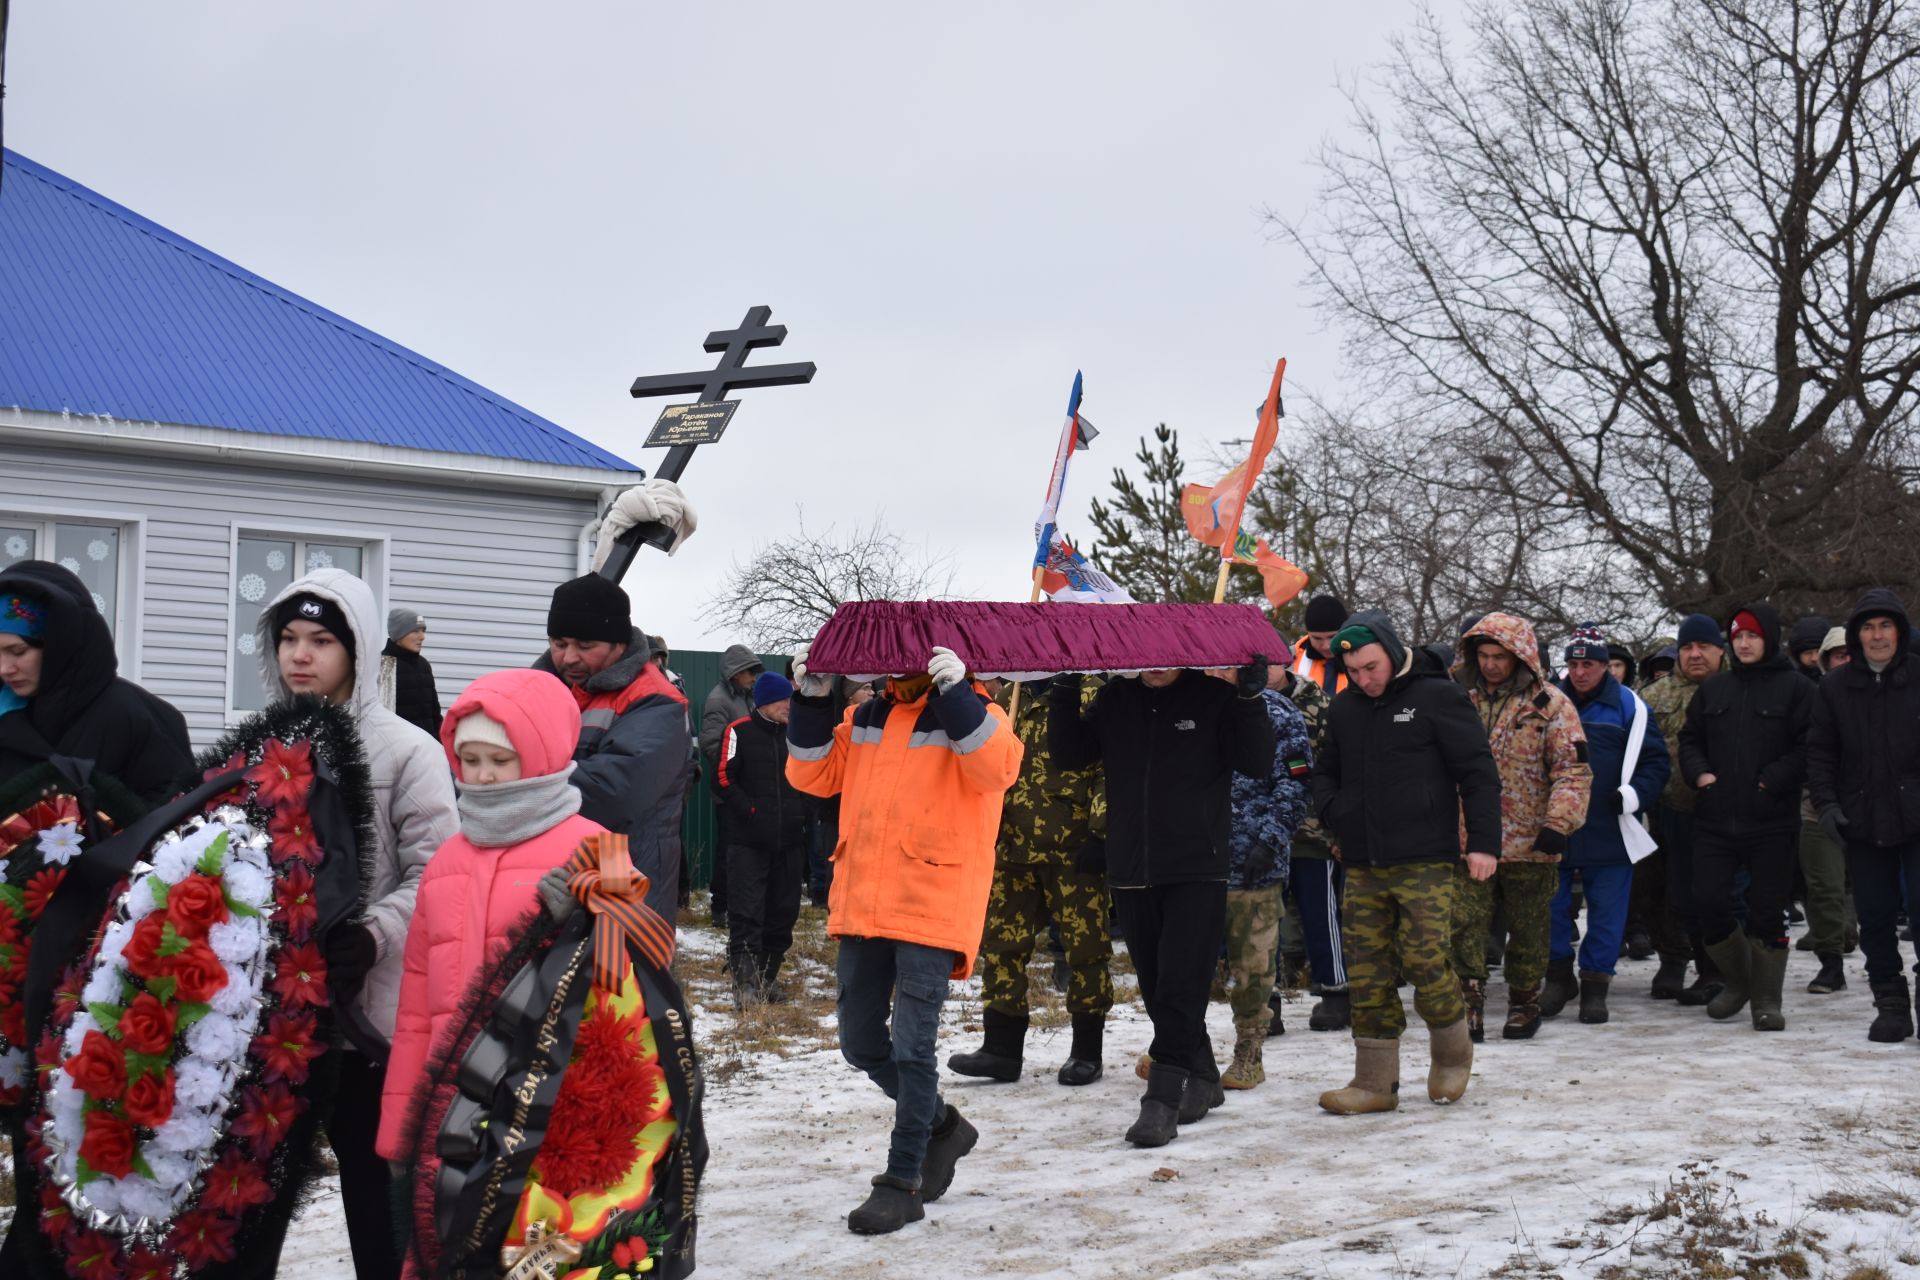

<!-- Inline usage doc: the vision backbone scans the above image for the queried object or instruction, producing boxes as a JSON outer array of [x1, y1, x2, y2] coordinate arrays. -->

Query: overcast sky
[[9, 1, 1461, 652]]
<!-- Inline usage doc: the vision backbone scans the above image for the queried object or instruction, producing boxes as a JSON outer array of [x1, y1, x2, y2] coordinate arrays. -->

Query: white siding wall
[[10, 441, 599, 747]]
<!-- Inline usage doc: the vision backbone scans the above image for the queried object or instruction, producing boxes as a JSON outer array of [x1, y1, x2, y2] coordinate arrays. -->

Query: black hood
[[1726, 601, 1792, 677], [1845, 588, 1910, 666], [1609, 644, 1639, 688], [1787, 615, 1831, 655], [0, 559, 119, 734]]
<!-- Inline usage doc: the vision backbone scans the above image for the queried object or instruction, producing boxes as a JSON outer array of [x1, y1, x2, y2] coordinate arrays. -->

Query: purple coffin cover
[[802, 600, 1293, 677]]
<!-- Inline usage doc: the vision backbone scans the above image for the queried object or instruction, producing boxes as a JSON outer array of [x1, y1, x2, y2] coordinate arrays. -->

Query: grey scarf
[[456, 767, 583, 848]]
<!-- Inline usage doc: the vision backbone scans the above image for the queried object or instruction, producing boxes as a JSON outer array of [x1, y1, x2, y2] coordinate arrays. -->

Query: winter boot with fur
[[1807, 952, 1847, 994], [1747, 939, 1787, 1031], [1868, 976, 1915, 1043], [947, 1009, 1026, 1082], [1057, 1013, 1104, 1086], [1538, 956, 1579, 1018], [1126, 1062, 1189, 1147], [1221, 1027, 1266, 1090], [1427, 1018, 1473, 1103], [1318, 1037, 1401, 1115], [1309, 987, 1352, 1031], [1577, 972, 1611, 1024], [1502, 985, 1542, 1040], [1461, 978, 1486, 1044], [1177, 1070, 1225, 1123], [847, 1175, 924, 1234], [918, 1104, 978, 1202], [1675, 938, 1726, 1007], [1649, 956, 1689, 1000], [1704, 934, 1754, 1020]]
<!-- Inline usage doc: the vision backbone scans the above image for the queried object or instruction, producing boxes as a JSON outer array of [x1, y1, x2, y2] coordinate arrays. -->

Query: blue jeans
[[1552, 863, 1634, 976], [836, 936, 955, 1184], [1289, 857, 1347, 989]]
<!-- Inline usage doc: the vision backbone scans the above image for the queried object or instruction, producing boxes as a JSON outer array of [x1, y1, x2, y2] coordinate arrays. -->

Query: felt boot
[[946, 1009, 1026, 1082], [1704, 934, 1753, 1020], [918, 1104, 978, 1203], [1318, 1037, 1401, 1115], [1748, 939, 1787, 1031], [1177, 1071, 1225, 1123], [1807, 952, 1846, 994], [1126, 1063, 1188, 1147], [1649, 957, 1689, 1000], [1675, 938, 1726, 1007], [1427, 1018, 1473, 1103], [1057, 1013, 1104, 1086], [1868, 976, 1914, 1043], [1309, 987, 1351, 1031], [1501, 985, 1542, 1040], [1577, 972, 1611, 1025], [1221, 1027, 1265, 1090], [1462, 978, 1486, 1044], [847, 1174, 923, 1234], [1538, 956, 1578, 1018]]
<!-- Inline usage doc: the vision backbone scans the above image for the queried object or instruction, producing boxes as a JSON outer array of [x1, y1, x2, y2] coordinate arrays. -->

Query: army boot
[[1538, 956, 1579, 1018], [1462, 978, 1486, 1044], [1221, 1025, 1266, 1090], [1748, 939, 1787, 1031], [1318, 1037, 1401, 1115], [1705, 934, 1753, 1020], [1427, 1018, 1473, 1103], [1502, 985, 1542, 1040]]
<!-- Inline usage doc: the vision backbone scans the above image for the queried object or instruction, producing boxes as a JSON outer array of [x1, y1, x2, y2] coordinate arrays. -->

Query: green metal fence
[[671, 647, 791, 889]]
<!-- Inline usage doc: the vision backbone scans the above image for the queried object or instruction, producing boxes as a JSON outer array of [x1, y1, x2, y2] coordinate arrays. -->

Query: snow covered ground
[[24, 905, 1906, 1278]]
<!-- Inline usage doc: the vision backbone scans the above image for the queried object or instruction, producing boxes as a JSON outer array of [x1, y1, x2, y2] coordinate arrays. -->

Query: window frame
[[0, 504, 147, 678], [224, 522, 390, 721]]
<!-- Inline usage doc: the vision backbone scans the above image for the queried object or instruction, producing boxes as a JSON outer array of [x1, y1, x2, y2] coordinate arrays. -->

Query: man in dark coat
[[715, 672, 808, 1002], [1311, 610, 1502, 1116], [1679, 603, 1813, 1031], [699, 643, 763, 924], [1807, 588, 1920, 1043], [1049, 659, 1275, 1147], [381, 607, 444, 738], [0, 560, 191, 805]]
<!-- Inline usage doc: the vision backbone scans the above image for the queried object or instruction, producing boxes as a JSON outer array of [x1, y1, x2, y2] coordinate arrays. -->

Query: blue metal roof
[[0, 150, 638, 472]]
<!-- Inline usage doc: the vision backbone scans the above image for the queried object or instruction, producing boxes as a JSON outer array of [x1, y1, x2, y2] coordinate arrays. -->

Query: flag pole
[[1008, 565, 1046, 720], [1212, 557, 1233, 605]]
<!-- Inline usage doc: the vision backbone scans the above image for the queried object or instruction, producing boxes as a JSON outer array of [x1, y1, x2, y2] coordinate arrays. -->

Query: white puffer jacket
[[256, 568, 459, 1048]]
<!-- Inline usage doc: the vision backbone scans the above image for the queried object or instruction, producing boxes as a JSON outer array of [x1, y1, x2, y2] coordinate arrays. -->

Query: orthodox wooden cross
[[600, 305, 816, 580]]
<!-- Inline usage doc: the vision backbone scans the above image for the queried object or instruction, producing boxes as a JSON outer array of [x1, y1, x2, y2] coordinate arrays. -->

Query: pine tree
[[1087, 424, 1262, 605]]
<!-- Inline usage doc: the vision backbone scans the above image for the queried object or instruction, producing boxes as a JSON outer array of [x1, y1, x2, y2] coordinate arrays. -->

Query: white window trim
[[0, 503, 148, 680], [224, 522, 391, 722]]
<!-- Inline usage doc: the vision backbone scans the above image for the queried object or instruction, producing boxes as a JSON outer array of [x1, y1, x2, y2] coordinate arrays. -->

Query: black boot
[[947, 1009, 1026, 1082], [1577, 972, 1611, 1024], [1057, 1013, 1104, 1086], [760, 951, 791, 1004], [1266, 990, 1287, 1037], [848, 1174, 923, 1234], [730, 952, 764, 1008], [1675, 938, 1726, 1007], [1176, 1069, 1224, 1125], [1624, 925, 1655, 961], [1126, 1063, 1188, 1147], [1309, 988, 1351, 1031], [918, 1104, 978, 1202], [1807, 952, 1847, 994], [1538, 956, 1578, 1018], [1649, 957, 1688, 1000], [1868, 976, 1915, 1043]]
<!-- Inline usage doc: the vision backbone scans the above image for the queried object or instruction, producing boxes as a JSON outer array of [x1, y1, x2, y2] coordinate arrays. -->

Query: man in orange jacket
[[787, 641, 1023, 1235]]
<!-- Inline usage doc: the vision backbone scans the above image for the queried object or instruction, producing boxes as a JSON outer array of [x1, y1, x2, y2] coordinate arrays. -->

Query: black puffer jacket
[[1312, 609, 1502, 867], [0, 560, 192, 806], [715, 709, 804, 852], [1048, 668, 1275, 888], [1678, 602, 1812, 837], [1807, 588, 1920, 847], [382, 640, 444, 739]]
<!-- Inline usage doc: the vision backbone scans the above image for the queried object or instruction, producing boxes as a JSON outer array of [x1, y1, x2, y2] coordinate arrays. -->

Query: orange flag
[[1180, 357, 1305, 607]]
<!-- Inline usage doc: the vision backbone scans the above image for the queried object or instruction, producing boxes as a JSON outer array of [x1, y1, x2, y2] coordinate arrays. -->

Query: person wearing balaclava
[[1678, 604, 1813, 1031]]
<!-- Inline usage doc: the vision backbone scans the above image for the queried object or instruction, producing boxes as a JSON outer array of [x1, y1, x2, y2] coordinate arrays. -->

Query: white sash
[[1617, 686, 1659, 863]]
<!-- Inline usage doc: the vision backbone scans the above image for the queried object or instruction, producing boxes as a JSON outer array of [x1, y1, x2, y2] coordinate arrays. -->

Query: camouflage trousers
[[977, 861, 1114, 1018], [1449, 860, 1558, 990], [1224, 885, 1283, 1037], [1345, 862, 1464, 1040]]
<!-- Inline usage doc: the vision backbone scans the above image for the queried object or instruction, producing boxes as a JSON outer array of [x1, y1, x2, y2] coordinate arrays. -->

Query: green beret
[[1334, 623, 1379, 654]]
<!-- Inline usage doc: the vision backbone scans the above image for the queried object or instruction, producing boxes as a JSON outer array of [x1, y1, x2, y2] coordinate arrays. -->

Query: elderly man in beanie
[[1639, 614, 1727, 1003], [715, 671, 808, 1003], [534, 574, 690, 920], [1292, 593, 1350, 696], [381, 606, 443, 737], [1313, 610, 1501, 1116]]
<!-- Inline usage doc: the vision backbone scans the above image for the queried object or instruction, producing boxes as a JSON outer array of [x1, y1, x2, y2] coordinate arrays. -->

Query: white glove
[[590, 479, 700, 570], [927, 645, 968, 693], [792, 644, 833, 698]]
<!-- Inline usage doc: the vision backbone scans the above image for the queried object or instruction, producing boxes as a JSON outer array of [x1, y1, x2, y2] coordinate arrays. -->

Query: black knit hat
[[547, 574, 631, 644], [272, 593, 356, 661], [1303, 593, 1349, 632]]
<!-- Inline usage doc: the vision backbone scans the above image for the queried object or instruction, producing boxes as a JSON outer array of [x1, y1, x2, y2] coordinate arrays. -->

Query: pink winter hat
[[439, 669, 581, 781]]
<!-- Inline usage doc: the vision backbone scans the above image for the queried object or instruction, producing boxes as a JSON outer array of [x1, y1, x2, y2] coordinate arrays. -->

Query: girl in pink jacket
[[375, 669, 603, 1171]]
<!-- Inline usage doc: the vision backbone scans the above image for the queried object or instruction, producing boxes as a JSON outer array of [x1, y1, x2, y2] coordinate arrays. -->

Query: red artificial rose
[[273, 863, 318, 940], [247, 738, 315, 810], [23, 867, 65, 916], [63, 1029, 127, 1099], [123, 1067, 176, 1129], [162, 939, 229, 1003], [121, 914, 169, 978], [78, 1109, 136, 1178], [200, 1148, 274, 1214], [168, 1204, 239, 1269], [268, 807, 323, 866], [164, 873, 230, 939], [117, 992, 177, 1055], [252, 1009, 320, 1085], [268, 942, 328, 1011]]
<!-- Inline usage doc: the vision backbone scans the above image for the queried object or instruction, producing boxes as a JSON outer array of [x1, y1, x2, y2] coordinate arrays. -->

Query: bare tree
[[1274, 0, 1920, 618], [699, 509, 959, 651]]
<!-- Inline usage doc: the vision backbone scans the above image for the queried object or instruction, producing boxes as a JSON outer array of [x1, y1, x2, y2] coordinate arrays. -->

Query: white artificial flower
[[210, 970, 261, 1018], [173, 1058, 226, 1110], [142, 1147, 191, 1191], [149, 839, 202, 885], [62, 1012, 98, 1056], [0, 1046, 26, 1090], [239, 573, 267, 604], [82, 1176, 124, 1216], [208, 914, 266, 966], [117, 1176, 178, 1223], [86, 539, 110, 562], [47, 1071, 83, 1128], [224, 861, 271, 910], [100, 918, 133, 966], [152, 1106, 221, 1154], [36, 822, 84, 867], [82, 963, 125, 1007], [184, 1011, 247, 1063]]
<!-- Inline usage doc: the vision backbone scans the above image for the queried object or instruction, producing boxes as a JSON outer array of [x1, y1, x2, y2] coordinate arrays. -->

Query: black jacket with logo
[[1678, 602, 1812, 838], [1312, 609, 1502, 867], [1807, 588, 1920, 847], [1048, 669, 1276, 888]]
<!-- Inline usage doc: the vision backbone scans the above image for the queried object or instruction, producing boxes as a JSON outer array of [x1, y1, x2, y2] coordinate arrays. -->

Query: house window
[[0, 516, 131, 637], [230, 534, 372, 714]]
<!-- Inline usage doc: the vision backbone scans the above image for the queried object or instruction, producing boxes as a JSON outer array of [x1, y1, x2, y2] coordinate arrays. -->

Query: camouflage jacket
[[1640, 673, 1705, 812], [1455, 613, 1592, 863], [1228, 688, 1313, 890], [996, 681, 1106, 865], [1280, 672, 1334, 856]]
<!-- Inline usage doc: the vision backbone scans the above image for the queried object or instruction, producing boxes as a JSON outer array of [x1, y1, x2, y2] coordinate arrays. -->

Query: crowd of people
[[2, 531, 1918, 1263]]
